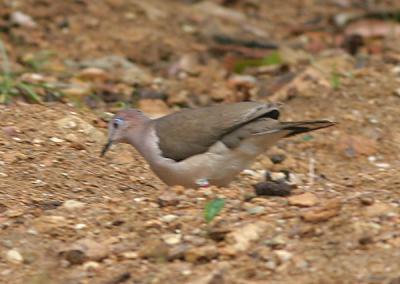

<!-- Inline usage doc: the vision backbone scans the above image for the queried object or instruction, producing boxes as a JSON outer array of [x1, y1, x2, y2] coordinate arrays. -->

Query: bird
[[101, 102, 335, 188]]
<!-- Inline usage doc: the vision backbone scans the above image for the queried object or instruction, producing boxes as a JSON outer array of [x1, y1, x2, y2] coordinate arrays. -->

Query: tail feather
[[281, 120, 336, 137]]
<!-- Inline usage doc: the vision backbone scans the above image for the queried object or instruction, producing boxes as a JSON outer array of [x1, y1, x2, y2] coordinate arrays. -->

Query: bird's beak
[[100, 140, 112, 157]]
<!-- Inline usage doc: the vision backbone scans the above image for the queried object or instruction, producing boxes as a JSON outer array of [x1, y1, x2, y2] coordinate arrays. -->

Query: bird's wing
[[154, 102, 281, 161]]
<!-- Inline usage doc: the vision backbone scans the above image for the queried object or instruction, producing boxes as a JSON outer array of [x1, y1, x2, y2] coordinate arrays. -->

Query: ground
[[1, 0, 400, 283]]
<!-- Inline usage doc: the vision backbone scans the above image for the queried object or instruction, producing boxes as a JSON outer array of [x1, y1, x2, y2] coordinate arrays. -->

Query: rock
[[253, 181, 292, 197], [157, 192, 180, 207], [139, 239, 169, 260], [301, 199, 342, 223], [184, 245, 219, 263], [6, 249, 24, 264], [161, 234, 182, 245], [62, 200, 86, 210], [10, 11, 37, 28], [77, 67, 108, 81], [270, 154, 286, 164], [288, 193, 318, 207], [364, 202, 395, 217], [359, 196, 374, 206], [49, 137, 64, 144], [32, 215, 69, 234], [274, 250, 293, 264], [121, 251, 139, 259], [167, 244, 189, 261], [138, 99, 171, 118], [267, 172, 288, 182], [226, 221, 268, 252], [62, 84, 92, 99], [160, 214, 178, 223], [82, 261, 101, 271], [59, 239, 109, 265], [247, 206, 265, 215]]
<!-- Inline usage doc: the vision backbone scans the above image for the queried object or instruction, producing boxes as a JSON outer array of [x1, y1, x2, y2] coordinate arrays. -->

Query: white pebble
[[6, 249, 23, 264]]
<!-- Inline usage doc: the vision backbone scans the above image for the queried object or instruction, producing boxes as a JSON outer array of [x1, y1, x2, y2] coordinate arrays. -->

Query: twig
[[308, 153, 315, 187]]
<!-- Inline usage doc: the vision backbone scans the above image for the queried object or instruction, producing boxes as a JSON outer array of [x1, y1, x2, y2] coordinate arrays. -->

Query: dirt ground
[[2, 0, 400, 283]]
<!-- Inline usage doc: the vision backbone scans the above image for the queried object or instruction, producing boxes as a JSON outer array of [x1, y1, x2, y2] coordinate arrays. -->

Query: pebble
[[184, 245, 218, 263], [6, 249, 23, 264], [82, 261, 100, 271], [160, 214, 178, 223], [226, 221, 268, 252], [274, 250, 293, 264], [270, 154, 286, 164], [59, 238, 109, 265], [162, 234, 182, 245], [121, 251, 139, 259], [10, 11, 37, 28], [247, 206, 265, 215], [62, 199, 86, 210], [50, 137, 64, 143], [288, 193, 318, 207], [254, 181, 292, 197], [301, 199, 342, 223], [157, 192, 180, 207]]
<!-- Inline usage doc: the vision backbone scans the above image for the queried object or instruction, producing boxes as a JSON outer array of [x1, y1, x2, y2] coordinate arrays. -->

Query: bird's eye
[[113, 118, 124, 129]]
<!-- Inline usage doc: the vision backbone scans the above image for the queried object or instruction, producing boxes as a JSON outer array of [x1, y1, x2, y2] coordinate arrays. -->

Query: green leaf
[[18, 83, 42, 103], [330, 72, 341, 90], [204, 198, 225, 223]]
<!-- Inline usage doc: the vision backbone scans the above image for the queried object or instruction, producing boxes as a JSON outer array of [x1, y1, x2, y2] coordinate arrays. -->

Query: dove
[[101, 102, 334, 188]]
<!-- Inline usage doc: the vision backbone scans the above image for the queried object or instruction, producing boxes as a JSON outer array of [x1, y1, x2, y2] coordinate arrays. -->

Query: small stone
[[50, 137, 64, 143], [6, 249, 24, 264], [59, 239, 109, 265], [270, 154, 286, 164], [77, 67, 108, 81], [10, 11, 37, 28], [337, 135, 378, 158], [82, 261, 100, 271], [274, 250, 293, 264], [359, 196, 374, 206], [0, 172, 8, 178], [157, 192, 179, 207], [65, 133, 79, 143], [62, 200, 86, 210], [139, 239, 169, 260], [32, 215, 68, 234], [301, 199, 342, 223], [162, 234, 182, 245], [74, 224, 87, 230], [121, 251, 139, 259], [247, 206, 265, 215], [364, 202, 394, 217], [160, 214, 178, 223], [226, 221, 268, 252], [288, 193, 318, 207], [253, 181, 292, 197], [268, 172, 288, 182], [184, 245, 218, 263]]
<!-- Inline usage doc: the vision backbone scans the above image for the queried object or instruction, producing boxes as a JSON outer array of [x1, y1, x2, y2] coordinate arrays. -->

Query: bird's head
[[101, 109, 149, 157]]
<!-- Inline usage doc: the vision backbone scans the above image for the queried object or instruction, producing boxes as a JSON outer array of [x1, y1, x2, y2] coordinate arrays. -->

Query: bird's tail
[[280, 120, 336, 137]]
